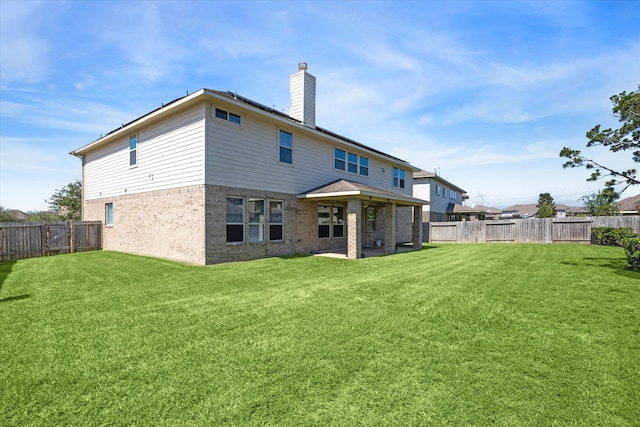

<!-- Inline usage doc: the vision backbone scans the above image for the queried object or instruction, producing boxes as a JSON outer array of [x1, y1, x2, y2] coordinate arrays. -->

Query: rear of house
[[72, 64, 426, 264]]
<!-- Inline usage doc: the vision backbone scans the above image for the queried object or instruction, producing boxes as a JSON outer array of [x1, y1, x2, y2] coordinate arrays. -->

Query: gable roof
[[298, 179, 428, 207], [71, 89, 416, 170], [618, 194, 640, 211]]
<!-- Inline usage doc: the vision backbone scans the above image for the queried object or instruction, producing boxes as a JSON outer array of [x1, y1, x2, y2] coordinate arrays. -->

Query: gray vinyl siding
[[84, 104, 205, 200], [205, 102, 412, 195]]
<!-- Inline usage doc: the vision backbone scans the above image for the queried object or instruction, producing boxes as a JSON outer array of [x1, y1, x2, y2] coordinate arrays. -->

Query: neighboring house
[[617, 194, 640, 216], [8, 210, 30, 221], [501, 203, 588, 219], [413, 170, 479, 221], [70, 64, 426, 264], [471, 205, 502, 220]]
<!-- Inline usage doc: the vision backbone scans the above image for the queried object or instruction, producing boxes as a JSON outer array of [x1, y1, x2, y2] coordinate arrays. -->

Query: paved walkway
[[314, 245, 418, 259]]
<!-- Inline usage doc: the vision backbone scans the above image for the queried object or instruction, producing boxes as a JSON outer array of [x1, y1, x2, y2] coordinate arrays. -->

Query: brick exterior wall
[[84, 184, 414, 264], [83, 185, 207, 264]]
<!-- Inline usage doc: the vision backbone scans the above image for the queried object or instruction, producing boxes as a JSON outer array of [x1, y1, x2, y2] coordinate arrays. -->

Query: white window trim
[[129, 134, 138, 168], [214, 107, 242, 126], [278, 129, 293, 166]]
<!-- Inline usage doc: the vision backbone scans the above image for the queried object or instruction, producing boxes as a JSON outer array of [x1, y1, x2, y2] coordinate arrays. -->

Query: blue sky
[[1, 0, 639, 211]]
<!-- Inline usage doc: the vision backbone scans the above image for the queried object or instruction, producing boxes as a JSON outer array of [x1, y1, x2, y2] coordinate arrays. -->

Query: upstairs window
[[393, 167, 405, 189], [334, 148, 368, 176], [450, 190, 458, 200], [436, 185, 441, 196], [229, 112, 241, 124], [348, 152, 358, 174], [279, 130, 293, 164], [129, 135, 137, 167], [359, 157, 369, 176], [215, 108, 228, 120], [334, 148, 346, 170], [215, 108, 241, 125]]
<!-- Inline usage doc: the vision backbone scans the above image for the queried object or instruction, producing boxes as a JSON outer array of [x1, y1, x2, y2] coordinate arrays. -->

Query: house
[[500, 203, 590, 219], [70, 64, 427, 264], [617, 194, 640, 216], [412, 170, 481, 221]]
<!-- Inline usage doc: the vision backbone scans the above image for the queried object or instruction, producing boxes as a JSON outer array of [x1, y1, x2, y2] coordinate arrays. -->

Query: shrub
[[623, 237, 640, 271], [592, 227, 637, 246]]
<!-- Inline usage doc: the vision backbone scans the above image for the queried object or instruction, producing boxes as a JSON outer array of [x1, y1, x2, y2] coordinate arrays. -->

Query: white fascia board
[[298, 190, 429, 206]]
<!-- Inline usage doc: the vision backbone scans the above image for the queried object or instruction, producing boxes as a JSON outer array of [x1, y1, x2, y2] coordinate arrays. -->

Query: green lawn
[[1, 244, 638, 426]]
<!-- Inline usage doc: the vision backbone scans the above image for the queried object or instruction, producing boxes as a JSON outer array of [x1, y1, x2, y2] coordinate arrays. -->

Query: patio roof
[[297, 179, 428, 207]]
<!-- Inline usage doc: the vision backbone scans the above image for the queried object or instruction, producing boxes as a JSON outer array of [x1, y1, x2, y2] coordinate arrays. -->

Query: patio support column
[[347, 198, 362, 259], [384, 202, 396, 254], [412, 206, 422, 249]]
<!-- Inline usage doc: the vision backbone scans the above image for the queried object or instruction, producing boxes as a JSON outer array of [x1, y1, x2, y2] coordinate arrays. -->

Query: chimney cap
[[298, 62, 308, 71]]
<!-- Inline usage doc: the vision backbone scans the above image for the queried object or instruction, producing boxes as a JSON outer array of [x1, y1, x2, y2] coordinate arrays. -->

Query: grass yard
[[1, 244, 639, 426]]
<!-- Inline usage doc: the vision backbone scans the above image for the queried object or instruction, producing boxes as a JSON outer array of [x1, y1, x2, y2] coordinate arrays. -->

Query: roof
[[618, 194, 640, 211], [298, 179, 428, 207], [472, 205, 502, 215], [501, 203, 589, 217], [446, 203, 488, 214], [71, 89, 416, 169], [413, 169, 466, 194]]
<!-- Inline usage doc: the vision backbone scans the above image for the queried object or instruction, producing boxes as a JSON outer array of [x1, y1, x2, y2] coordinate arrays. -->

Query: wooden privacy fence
[[425, 216, 640, 244], [0, 221, 102, 261]]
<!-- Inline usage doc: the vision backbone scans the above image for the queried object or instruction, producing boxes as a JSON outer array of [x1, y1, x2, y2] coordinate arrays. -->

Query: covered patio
[[298, 179, 428, 259]]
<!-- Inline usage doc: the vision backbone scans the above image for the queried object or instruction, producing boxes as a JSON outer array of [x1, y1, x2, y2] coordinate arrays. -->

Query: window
[[393, 167, 405, 188], [215, 108, 241, 125], [269, 200, 284, 241], [318, 204, 330, 238], [249, 199, 265, 243], [129, 135, 137, 166], [450, 190, 458, 200], [226, 197, 244, 243], [442, 187, 447, 198], [436, 185, 441, 196], [215, 108, 228, 120], [348, 152, 358, 173], [105, 203, 113, 226], [359, 157, 368, 176], [334, 148, 346, 170], [366, 207, 376, 231], [335, 148, 367, 176], [318, 204, 345, 238], [229, 112, 241, 124], [279, 130, 293, 164], [333, 206, 345, 237]]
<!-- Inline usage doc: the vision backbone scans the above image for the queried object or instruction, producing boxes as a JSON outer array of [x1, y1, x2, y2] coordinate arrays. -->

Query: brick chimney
[[290, 62, 316, 128]]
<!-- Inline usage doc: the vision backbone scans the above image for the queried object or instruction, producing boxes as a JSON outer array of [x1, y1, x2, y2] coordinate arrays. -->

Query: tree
[[0, 205, 17, 222], [29, 211, 61, 222], [560, 86, 640, 195], [536, 192, 556, 218], [46, 179, 82, 220], [581, 190, 620, 216]]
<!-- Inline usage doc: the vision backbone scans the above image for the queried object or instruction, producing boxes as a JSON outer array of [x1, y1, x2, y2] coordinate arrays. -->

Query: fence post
[[40, 225, 46, 257], [68, 221, 74, 254]]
